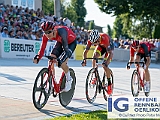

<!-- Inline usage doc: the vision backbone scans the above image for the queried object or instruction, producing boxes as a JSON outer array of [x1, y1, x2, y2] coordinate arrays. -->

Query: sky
[[65, 0, 116, 32]]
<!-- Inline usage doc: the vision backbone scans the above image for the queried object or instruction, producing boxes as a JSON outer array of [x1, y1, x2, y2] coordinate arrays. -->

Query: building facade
[[0, 0, 42, 10]]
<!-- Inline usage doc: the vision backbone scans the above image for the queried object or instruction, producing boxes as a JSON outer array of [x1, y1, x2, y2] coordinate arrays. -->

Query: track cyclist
[[33, 21, 77, 92], [127, 40, 151, 93], [81, 29, 114, 95]]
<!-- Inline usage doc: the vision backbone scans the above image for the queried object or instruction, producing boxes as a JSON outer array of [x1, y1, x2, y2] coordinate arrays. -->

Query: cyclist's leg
[[143, 53, 151, 80], [102, 48, 114, 95], [103, 39, 114, 85], [60, 40, 77, 79], [58, 40, 77, 92], [51, 42, 63, 79], [143, 55, 151, 92]]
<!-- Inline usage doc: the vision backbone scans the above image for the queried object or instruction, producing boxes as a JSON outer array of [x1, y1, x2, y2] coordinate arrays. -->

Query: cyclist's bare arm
[[82, 44, 91, 66], [83, 44, 91, 58], [106, 38, 114, 65], [126, 56, 134, 69]]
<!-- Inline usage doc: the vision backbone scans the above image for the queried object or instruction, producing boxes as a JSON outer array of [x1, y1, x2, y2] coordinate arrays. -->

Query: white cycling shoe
[[144, 82, 150, 93], [61, 77, 73, 92]]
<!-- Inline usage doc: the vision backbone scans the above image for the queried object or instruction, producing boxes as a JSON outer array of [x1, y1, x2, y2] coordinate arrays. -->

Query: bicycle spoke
[[38, 91, 43, 103], [32, 68, 50, 109]]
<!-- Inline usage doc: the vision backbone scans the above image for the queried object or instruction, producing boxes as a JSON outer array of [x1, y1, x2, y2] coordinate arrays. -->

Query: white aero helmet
[[89, 29, 100, 43]]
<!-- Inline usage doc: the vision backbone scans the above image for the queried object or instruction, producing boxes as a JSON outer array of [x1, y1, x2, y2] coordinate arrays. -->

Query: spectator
[[22, 31, 29, 39], [35, 30, 41, 41], [0, 16, 3, 26], [113, 38, 120, 48], [63, 17, 71, 27], [77, 37, 82, 44], [1, 27, 8, 37], [27, 30, 33, 40], [14, 30, 23, 39], [31, 30, 36, 40], [8, 30, 14, 38], [119, 39, 126, 49]]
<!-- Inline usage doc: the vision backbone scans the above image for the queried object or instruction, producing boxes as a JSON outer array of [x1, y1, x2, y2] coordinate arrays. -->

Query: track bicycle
[[83, 58, 114, 104], [127, 62, 150, 97], [32, 56, 76, 109]]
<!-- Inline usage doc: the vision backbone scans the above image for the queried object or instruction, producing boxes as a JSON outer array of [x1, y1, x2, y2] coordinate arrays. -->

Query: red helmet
[[131, 40, 140, 47], [41, 21, 55, 31]]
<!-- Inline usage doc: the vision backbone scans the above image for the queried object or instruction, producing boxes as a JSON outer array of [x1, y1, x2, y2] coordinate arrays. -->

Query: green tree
[[62, 3, 77, 23], [107, 24, 112, 37], [71, 0, 87, 27], [94, 0, 160, 38], [42, 0, 54, 15], [112, 16, 123, 39], [153, 24, 160, 39]]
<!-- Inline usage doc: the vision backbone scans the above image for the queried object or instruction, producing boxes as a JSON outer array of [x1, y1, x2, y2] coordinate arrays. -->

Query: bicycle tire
[[59, 68, 76, 107], [102, 69, 114, 101], [32, 68, 52, 109], [86, 68, 98, 104], [131, 70, 140, 97]]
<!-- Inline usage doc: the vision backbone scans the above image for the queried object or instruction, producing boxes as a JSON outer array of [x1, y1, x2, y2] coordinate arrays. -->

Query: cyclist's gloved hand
[[126, 63, 130, 70], [33, 55, 39, 64], [126, 62, 131, 70], [65, 49, 72, 58], [81, 59, 86, 66], [127, 65, 130, 70]]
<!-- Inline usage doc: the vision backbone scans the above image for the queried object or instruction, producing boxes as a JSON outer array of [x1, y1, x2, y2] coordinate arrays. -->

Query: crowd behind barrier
[[0, 3, 90, 45], [0, 3, 160, 62]]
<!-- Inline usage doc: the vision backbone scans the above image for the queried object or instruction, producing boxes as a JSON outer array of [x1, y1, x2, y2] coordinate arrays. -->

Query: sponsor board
[[1, 38, 56, 59]]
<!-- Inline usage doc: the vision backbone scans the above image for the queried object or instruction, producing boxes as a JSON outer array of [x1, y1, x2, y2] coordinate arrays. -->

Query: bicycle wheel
[[86, 68, 98, 104], [102, 69, 114, 101], [59, 68, 76, 107], [32, 68, 52, 109], [131, 70, 140, 97]]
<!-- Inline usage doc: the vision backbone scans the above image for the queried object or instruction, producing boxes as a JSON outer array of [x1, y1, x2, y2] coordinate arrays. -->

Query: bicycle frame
[[136, 65, 145, 88], [46, 57, 65, 93], [128, 62, 145, 88]]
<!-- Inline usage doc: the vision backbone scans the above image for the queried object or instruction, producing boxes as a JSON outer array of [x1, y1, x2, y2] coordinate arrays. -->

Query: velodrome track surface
[[0, 58, 160, 120]]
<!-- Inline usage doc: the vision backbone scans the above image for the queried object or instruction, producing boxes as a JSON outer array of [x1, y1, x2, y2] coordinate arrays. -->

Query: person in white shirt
[[1, 27, 9, 38]]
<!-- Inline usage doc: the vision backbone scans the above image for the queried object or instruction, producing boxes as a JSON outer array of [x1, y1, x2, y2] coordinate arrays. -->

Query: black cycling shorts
[[51, 40, 77, 58], [136, 53, 150, 63]]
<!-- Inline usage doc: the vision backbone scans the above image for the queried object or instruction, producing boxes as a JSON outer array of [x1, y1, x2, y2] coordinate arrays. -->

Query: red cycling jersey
[[38, 26, 76, 59], [130, 42, 151, 57]]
